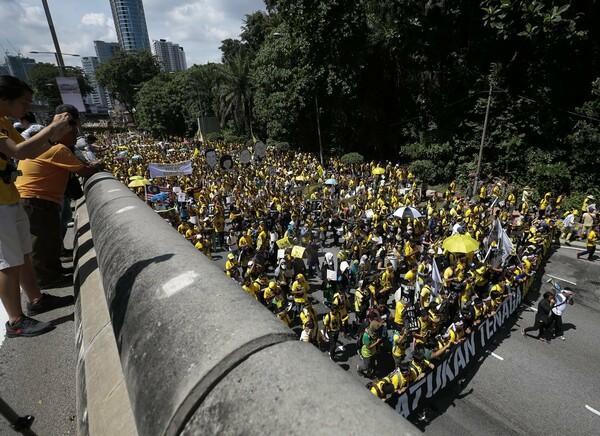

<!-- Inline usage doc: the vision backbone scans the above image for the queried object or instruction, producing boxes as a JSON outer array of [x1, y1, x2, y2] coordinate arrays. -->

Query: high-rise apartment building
[[81, 56, 111, 111], [94, 41, 121, 63], [109, 0, 151, 51], [5, 55, 36, 81], [151, 39, 187, 72]]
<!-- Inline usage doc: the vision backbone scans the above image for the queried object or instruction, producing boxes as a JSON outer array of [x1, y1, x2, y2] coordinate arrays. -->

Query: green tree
[[95, 50, 160, 119], [568, 78, 600, 194], [185, 63, 226, 130], [27, 63, 93, 109], [135, 72, 188, 137], [218, 51, 254, 135]]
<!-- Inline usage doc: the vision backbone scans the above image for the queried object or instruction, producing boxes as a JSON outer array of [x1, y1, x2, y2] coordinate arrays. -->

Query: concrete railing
[[75, 172, 416, 435]]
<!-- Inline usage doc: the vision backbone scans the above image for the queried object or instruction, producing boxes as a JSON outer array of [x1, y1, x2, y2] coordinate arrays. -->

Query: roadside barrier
[[77, 172, 416, 436]]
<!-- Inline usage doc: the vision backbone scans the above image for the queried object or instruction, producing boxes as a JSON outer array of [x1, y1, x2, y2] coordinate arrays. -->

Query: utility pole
[[315, 95, 323, 166], [472, 84, 493, 200], [41, 0, 66, 77]]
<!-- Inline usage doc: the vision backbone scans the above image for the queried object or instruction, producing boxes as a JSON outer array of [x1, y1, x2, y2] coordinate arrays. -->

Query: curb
[[74, 198, 138, 436]]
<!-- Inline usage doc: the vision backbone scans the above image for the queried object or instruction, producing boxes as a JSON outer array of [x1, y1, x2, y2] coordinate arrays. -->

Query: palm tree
[[219, 50, 254, 135]]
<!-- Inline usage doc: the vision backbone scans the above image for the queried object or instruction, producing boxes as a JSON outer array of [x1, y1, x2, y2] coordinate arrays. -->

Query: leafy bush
[[340, 152, 364, 164]]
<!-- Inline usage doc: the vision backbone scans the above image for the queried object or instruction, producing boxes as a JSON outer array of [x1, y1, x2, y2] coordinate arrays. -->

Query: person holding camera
[[1, 75, 73, 337], [16, 104, 105, 289]]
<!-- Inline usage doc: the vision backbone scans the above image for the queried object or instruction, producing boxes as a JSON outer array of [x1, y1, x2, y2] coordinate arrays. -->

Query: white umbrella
[[393, 206, 422, 219]]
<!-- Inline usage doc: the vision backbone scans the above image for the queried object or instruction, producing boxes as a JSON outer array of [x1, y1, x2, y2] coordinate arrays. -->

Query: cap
[[228, 253, 235, 260], [562, 288, 574, 296]]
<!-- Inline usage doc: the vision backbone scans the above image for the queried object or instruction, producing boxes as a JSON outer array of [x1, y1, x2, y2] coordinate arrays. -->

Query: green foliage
[[27, 63, 93, 109], [95, 50, 160, 117], [205, 131, 223, 142], [340, 152, 364, 165], [135, 72, 188, 137]]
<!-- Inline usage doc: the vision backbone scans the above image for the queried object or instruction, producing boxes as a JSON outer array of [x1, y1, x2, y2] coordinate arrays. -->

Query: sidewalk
[[0, 229, 77, 435]]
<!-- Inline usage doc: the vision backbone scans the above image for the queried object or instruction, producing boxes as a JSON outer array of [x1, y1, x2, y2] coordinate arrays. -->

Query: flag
[[196, 118, 204, 143], [431, 258, 442, 297], [498, 221, 514, 263]]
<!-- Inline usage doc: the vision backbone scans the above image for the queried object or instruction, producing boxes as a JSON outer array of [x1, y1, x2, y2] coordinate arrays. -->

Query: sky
[[3, 0, 266, 68]]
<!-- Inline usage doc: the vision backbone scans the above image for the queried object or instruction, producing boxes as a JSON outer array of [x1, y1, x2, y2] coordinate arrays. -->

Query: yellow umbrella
[[295, 175, 307, 181], [128, 179, 150, 188], [442, 233, 480, 253], [372, 167, 385, 175], [130, 175, 145, 180]]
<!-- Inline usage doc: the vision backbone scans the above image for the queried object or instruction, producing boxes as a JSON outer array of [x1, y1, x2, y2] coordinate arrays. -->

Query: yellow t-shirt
[[0, 117, 23, 204], [16, 143, 84, 204]]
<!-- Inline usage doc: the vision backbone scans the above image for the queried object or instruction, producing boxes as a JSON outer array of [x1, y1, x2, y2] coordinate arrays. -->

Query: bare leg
[[0, 266, 24, 324], [19, 254, 43, 304]]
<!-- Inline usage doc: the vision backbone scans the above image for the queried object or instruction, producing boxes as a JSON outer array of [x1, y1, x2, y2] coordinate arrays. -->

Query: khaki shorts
[[0, 202, 32, 270]]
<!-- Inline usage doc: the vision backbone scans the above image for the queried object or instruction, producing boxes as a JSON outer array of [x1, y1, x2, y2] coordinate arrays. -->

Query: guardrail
[[78, 172, 416, 435]]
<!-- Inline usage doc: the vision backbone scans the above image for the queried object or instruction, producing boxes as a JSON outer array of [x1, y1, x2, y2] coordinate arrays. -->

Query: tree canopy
[[129, 0, 600, 195], [27, 63, 93, 109], [95, 50, 160, 118]]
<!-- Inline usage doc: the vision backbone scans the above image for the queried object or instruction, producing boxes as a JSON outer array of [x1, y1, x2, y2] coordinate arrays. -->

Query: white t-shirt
[[552, 293, 571, 316]]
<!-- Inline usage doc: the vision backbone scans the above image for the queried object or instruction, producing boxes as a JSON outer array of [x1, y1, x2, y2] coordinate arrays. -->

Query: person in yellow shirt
[[291, 273, 309, 314], [1, 76, 73, 338], [323, 303, 342, 360], [577, 226, 598, 261], [225, 253, 240, 280]]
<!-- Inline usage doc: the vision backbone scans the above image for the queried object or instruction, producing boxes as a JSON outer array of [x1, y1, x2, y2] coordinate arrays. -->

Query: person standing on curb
[[521, 291, 554, 343], [548, 288, 575, 341]]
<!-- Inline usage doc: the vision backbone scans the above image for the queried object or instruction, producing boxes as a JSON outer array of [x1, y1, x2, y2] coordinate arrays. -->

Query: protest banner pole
[[472, 84, 493, 201]]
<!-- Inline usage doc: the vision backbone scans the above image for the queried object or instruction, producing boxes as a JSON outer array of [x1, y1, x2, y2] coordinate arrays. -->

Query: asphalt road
[[420, 243, 600, 436]]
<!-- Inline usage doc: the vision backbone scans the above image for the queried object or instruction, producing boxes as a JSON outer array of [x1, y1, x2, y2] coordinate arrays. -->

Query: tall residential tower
[[151, 39, 187, 72], [109, 0, 151, 51]]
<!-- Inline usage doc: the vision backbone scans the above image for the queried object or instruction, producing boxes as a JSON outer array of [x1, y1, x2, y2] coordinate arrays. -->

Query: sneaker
[[5, 316, 54, 338], [26, 292, 75, 316], [38, 274, 73, 290], [67, 220, 74, 228]]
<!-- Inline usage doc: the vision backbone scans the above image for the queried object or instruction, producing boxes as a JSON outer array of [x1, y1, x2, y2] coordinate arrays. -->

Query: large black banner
[[395, 288, 522, 417]]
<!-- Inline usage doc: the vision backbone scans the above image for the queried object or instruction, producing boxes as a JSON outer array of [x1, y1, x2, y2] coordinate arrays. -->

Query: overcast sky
[[3, 0, 265, 68]]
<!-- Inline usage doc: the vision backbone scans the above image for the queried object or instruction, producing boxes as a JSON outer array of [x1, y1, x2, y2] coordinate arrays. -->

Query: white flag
[[499, 223, 514, 263], [432, 258, 442, 297]]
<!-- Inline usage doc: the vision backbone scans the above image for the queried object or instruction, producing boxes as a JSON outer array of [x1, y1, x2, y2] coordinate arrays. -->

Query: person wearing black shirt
[[521, 291, 554, 342]]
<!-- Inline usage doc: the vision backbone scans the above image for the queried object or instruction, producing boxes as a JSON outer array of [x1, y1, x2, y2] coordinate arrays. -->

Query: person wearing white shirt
[[549, 288, 575, 340], [561, 211, 577, 245]]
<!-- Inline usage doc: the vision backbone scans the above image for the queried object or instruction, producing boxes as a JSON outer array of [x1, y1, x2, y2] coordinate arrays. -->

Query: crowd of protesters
[[100, 132, 597, 403]]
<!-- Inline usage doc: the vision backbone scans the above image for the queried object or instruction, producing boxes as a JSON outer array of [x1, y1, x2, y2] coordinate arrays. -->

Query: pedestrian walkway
[[0, 229, 77, 435]]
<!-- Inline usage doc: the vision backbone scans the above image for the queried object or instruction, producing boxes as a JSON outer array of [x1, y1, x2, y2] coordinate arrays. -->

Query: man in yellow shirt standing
[[577, 226, 598, 261]]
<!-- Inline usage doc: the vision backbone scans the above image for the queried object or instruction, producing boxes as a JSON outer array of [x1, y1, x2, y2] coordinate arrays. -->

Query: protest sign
[[276, 237, 293, 249], [291, 245, 306, 258]]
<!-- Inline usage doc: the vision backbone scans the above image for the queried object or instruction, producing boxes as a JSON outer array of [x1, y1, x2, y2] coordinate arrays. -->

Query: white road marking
[[108, 189, 122, 193], [558, 245, 583, 251], [585, 405, 600, 417], [546, 274, 577, 286], [486, 351, 504, 361]]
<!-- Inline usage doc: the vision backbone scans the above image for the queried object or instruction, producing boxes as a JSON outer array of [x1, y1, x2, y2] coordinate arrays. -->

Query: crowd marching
[[96, 132, 597, 403]]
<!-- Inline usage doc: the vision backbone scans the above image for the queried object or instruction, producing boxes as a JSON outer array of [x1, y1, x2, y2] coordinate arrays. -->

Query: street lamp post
[[41, 0, 66, 77], [29, 51, 80, 77], [472, 84, 493, 201]]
